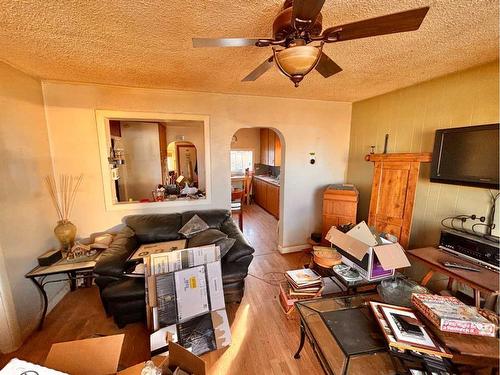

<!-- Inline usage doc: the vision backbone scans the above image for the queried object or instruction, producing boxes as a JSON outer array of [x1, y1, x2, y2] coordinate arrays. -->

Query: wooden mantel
[[365, 152, 432, 249]]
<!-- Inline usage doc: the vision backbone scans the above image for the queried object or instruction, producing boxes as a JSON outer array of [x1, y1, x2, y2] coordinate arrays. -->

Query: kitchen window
[[231, 150, 253, 174]]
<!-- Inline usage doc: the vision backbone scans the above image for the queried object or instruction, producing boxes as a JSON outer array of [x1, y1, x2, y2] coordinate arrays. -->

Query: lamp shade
[[276, 45, 321, 75]]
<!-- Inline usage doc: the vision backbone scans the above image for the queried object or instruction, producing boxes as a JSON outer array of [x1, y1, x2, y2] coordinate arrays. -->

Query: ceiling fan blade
[[315, 52, 342, 78], [242, 56, 274, 82], [292, 0, 326, 30], [192, 38, 263, 48], [323, 7, 430, 42]]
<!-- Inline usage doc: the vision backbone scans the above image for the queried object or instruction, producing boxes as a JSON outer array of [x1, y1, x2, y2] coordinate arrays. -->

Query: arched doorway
[[230, 127, 285, 255]]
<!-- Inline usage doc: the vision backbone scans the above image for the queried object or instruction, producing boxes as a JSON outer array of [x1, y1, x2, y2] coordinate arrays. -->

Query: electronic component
[[439, 229, 499, 272]]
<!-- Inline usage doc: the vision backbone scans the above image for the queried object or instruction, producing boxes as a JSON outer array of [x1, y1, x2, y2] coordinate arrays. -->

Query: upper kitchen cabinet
[[260, 128, 268, 166], [260, 128, 281, 166]]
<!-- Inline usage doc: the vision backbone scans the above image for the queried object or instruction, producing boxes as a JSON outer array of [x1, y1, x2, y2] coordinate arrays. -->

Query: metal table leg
[[68, 271, 77, 291], [30, 277, 48, 331], [294, 323, 306, 359]]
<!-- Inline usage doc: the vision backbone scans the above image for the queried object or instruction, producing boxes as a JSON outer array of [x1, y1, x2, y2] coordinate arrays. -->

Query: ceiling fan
[[193, 0, 429, 87]]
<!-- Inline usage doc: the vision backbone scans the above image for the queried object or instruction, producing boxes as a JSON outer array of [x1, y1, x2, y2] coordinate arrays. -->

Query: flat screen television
[[430, 123, 499, 189]]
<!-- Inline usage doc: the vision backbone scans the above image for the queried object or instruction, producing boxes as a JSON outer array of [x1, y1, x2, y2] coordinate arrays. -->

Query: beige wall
[[42, 82, 352, 250], [231, 128, 261, 165], [346, 61, 499, 285], [0, 62, 61, 346]]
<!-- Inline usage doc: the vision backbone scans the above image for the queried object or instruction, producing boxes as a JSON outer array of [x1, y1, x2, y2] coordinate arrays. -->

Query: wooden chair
[[231, 189, 245, 230], [243, 174, 252, 205]]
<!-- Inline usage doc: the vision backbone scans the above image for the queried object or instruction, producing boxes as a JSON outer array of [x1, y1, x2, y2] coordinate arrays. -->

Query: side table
[[25, 258, 98, 330]]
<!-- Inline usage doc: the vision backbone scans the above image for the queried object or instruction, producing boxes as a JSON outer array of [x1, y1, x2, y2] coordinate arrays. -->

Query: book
[[278, 282, 320, 314], [285, 268, 321, 285], [284, 268, 322, 291], [411, 294, 496, 337], [288, 287, 321, 297]]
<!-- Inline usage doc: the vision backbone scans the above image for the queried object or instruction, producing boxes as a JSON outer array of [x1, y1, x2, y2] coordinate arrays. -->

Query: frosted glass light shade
[[275, 45, 321, 76]]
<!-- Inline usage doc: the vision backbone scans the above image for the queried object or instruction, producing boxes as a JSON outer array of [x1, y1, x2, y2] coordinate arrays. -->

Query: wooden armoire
[[366, 153, 432, 249]]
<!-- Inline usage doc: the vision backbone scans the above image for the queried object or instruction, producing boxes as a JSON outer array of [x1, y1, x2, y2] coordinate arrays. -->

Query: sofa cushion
[[101, 278, 145, 303], [181, 210, 231, 229], [178, 214, 209, 238], [125, 213, 182, 243]]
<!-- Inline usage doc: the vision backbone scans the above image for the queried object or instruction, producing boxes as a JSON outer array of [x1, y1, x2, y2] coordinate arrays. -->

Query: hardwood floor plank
[[1, 205, 322, 374]]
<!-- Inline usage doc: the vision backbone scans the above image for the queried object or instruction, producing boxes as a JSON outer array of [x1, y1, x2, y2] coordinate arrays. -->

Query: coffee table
[[294, 293, 395, 375]]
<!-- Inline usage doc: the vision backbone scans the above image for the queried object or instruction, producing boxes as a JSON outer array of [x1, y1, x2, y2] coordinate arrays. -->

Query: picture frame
[[176, 144, 198, 185], [379, 304, 438, 350], [368, 301, 452, 358]]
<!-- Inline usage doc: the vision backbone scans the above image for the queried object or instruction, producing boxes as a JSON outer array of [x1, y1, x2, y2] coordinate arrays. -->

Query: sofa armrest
[[94, 226, 139, 278], [220, 219, 255, 263]]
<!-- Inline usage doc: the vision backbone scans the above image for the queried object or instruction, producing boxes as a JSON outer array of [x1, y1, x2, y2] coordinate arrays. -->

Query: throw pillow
[[187, 229, 236, 258], [188, 228, 227, 247], [178, 214, 209, 238]]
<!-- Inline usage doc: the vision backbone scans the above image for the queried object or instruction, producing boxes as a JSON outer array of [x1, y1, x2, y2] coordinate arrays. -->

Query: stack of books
[[285, 269, 323, 296], [279, 268, 323, 314]]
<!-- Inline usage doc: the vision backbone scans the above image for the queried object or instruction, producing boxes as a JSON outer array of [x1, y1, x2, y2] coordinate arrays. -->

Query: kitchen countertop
[[254, 175, 280, 187]]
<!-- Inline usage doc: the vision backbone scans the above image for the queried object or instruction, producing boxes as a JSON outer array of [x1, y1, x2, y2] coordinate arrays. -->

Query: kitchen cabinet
[[253, 177, 279, 219], [254, 178, 267, 208], [260, 129, 269, 166], [260, 129, 281, 167], [266, 183, 279, 218], [267, 129, 275, 166], [274, 134, 281, 167]]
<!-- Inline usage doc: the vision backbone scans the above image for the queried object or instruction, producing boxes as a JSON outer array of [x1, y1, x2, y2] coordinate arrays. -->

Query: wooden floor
[[0, 204, 322, 374]]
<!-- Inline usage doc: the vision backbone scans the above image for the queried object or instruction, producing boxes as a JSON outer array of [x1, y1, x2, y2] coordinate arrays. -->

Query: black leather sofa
[[93, 210, 254, 327]]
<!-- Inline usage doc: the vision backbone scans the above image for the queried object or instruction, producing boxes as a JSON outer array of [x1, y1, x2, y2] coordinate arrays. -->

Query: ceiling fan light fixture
[[273, 43, 323, 87]]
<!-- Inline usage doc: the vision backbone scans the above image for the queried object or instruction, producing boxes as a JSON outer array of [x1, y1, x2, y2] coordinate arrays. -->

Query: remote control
[[442, 261, 481, 272]]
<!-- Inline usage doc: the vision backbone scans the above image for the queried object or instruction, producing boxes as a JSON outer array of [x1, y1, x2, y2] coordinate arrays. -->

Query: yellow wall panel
[[347, 61, 499, 254]]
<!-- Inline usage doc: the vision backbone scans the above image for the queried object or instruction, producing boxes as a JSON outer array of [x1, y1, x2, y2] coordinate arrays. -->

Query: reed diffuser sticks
[[45, 174, 83, 222]]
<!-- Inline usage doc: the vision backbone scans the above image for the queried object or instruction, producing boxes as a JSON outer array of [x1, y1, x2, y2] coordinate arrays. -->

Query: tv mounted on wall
[[430, 123, 499, 189]]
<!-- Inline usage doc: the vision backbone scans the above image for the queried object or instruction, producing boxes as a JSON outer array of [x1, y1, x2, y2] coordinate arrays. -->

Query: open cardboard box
[[1, 335, 205, 375], [326, 221, 411, 281]]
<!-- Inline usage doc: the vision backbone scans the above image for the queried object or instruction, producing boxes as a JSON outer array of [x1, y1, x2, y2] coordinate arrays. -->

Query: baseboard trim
[[20, 283, 70, 340], [278, 243, 310, 254]]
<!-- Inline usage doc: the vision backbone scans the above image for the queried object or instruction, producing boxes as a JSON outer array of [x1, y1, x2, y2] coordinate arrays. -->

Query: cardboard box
[[118, 342, 206, 375], [1, 336, 205, 375], [326, 222, 410, 281], [145, 245, 232, 356]]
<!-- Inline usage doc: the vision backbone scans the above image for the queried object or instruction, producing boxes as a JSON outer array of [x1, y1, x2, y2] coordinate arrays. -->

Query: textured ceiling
[[0, 0, 498, 102]]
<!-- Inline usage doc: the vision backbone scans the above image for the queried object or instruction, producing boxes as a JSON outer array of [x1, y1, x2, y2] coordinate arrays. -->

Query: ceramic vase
[[54, 220, 77, 250]]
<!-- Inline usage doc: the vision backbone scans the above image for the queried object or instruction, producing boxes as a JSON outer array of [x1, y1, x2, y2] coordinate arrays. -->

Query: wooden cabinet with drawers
[[322, 185, 359, 242]]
